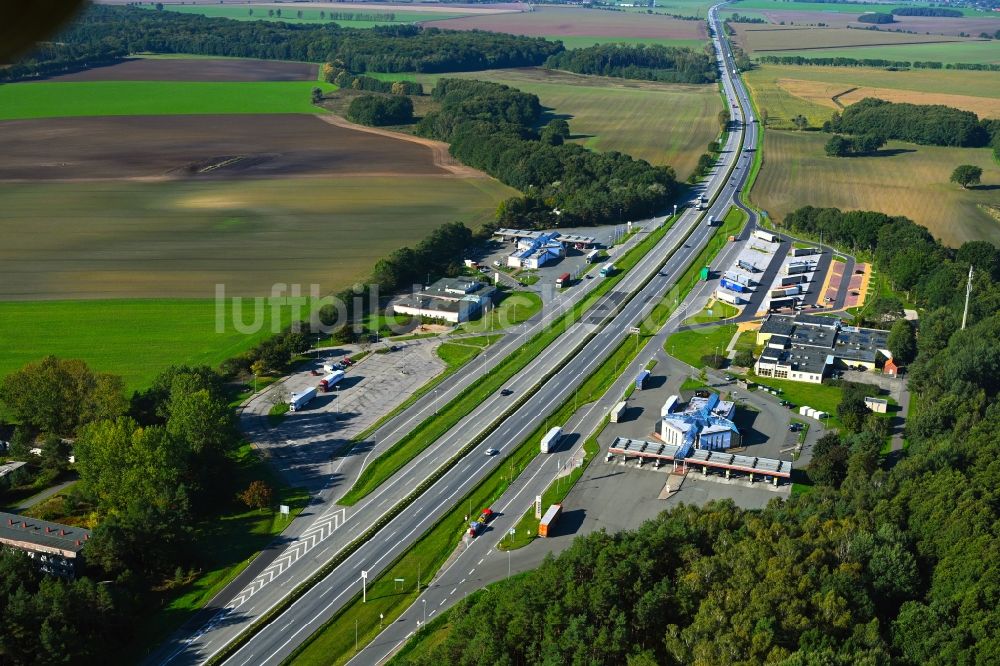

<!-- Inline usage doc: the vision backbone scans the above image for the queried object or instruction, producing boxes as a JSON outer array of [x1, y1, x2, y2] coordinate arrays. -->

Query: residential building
[[0, 512, 91, 577], [754, 313, 892, 384], [392, 277, 496, 324]]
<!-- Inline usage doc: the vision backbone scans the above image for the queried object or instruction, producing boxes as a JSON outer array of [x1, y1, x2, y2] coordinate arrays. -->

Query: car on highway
[[500, 389, 513, 396], [484, 447, 499, 456]]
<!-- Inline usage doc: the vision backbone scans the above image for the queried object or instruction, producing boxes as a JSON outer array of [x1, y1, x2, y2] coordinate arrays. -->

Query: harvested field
[[734, 24, 969, 53], [752, 130, 1000, 247], [0, 114, 461, 181], [763, 40, 1000, 65], [743, 64, 1000, 129], [727, 0, 997, 17], [0, 176, 517, 299], [422, 6, 707, 40], [45, 57, 318, 82], [751, 10, 1000, 37]]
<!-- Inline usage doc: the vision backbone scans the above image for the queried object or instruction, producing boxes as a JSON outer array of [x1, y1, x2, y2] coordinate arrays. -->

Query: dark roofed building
[[0, 512, 91, 577]]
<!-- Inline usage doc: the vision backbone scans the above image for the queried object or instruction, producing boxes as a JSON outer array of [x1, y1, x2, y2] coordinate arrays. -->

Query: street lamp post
[[422, 598, 426, 625]]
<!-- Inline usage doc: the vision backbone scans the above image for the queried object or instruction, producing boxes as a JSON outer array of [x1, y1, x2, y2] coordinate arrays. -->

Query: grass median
[[338, 218, 678, 506]]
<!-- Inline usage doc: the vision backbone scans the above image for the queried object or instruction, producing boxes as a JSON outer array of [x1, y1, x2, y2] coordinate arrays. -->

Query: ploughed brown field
[[43, 57, 319, 82], [755, 10, 1000, 37], [0, 114, 452, 181]]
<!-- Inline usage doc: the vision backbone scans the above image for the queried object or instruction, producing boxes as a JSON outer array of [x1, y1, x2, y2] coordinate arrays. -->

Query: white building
[[657, 393, 740, 453], [392, 277, 496, 324]]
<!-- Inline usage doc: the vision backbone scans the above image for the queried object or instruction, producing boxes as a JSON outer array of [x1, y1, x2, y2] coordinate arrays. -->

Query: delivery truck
[[610, 401, 627, 423], [319, 370, 345, 392], [289, 387, 317, 412], [539, 504, 562, 538], [541, 426, 563, 454]]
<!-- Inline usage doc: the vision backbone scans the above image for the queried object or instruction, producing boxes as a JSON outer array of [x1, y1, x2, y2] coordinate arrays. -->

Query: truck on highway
[[289, 387, 317, 412], [556, 272, 571, 288], [635, 369, 650, 391], [541, 426, 563, 454], [599, 263, 616, 277], [707, 216, 715, 227], [319, 370, 345, 392], [539, 504, 562, 538], [610, 401, 627, 423]]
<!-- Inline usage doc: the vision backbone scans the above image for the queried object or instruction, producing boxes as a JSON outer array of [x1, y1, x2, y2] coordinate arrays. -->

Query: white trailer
[[319, 370, 345, 392], [610, 401, 627, 423], [660, 395, 679, 418], [289, 387, 317, 412], [541, 427, 563, 454], [585, 249, 600, 264], [792, 247, 818, 257], [752, 229, 778, 243], [716, 287, 744, 305], [785, 260, 815, 276]]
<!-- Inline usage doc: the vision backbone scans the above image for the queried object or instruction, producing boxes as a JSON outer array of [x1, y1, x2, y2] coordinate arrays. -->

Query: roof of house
[[0, 512, 90, 556]]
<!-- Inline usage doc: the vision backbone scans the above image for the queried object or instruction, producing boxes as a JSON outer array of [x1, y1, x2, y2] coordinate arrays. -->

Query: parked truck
[[635, 369, 650, 391], [770, 285, 801, 298], [289, 387, 317, 412], [585, 249, 600, 264], [479, 507, 495, 524], [784, 260, 815, 276], [541, 426, 563, 454], [610, 401, 627, 423], [556, 272, 571, 288], [781, 274, 807, 287], [737, 259, 756, 273], [468, 521, 483, 537], [538, 504, 562, 538], [792, 247, 818, 257], [716, 287, 744, 305], [752, 229, 778, 243], [319, 370, 345, 392]]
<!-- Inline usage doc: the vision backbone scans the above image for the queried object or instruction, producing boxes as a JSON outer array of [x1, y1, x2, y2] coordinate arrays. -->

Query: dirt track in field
[[43, 57, 319, 82], [0, 114, 461, 181]]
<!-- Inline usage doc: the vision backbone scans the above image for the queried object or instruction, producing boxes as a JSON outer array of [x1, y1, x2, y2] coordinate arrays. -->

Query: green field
[[148, 4, 469, 25], [372, 67, 722, 179], [0, 81, 336, 120], [0, 299, 287, 391], [666, 323, 739, 367], [752, 130, 1000, 247], [766, 40, 1000, 65], [0, 177, 516, 300]]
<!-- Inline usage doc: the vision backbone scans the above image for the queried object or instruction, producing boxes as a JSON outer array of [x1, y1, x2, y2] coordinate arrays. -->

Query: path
[[9, 478, 77, 513]]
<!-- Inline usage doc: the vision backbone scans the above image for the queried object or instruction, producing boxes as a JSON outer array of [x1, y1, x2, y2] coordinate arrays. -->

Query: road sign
[[535, 495, 542, 519], [509, 528, 515, 536], [279, 504, 290, 515], [361, 570, 368, 579], [628, 326, 641, 334], [394, 578, 404, 583]]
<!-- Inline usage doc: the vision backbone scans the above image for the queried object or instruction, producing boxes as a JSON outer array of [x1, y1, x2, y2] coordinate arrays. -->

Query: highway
[[155, 5, 759, 664]]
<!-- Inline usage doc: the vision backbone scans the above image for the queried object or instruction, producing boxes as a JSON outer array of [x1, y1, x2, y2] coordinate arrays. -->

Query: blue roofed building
[[656, 393, 740, 456]]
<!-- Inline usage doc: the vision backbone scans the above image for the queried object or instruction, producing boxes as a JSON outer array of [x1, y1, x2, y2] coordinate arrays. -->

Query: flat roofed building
[[754, 313, 891, 383], [0, 512, 90, 577], [865, 397, 889, 413], [392, 277, 496, 324]]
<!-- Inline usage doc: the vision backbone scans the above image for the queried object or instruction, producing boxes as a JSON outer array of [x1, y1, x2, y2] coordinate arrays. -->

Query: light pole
[[422, 598, 426, 625]]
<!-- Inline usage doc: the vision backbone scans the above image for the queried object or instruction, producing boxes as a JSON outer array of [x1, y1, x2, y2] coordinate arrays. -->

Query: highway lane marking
[[469, 568, 475, 575], [477, 558, 484, 565], [450, 588, 457, 595]]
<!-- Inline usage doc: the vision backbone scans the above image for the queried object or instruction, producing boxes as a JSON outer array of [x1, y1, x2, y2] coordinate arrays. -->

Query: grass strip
[[339, 217, 679, 505]]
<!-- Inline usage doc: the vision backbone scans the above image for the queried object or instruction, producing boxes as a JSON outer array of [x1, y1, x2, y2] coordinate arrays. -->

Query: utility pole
[[962, 264, 974, 330]]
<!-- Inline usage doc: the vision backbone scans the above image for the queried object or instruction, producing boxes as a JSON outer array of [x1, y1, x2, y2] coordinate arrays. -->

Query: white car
[[485, 448, 499, 456]]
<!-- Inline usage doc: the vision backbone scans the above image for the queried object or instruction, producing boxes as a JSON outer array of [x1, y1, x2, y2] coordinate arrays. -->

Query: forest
[[6, 4, 562, 80], [418, 79, 678, 228], [393, 210, 1000, 665], [823, 98, 999, 148], [544, 43, 718, 84], [857, 12, 894, 24], [891, 6, 963, 16], [323, 65, 423, 95]]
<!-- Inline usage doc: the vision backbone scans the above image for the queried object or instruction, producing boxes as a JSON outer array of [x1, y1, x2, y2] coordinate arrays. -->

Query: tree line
[[418, 78, 679, 229], [322, 65, 424, 95], [0, 358, 248, 663], [34, 4, 562, 75], [394, 218, 1000, 666], [756, 54, 1000, 72], [857, 12, 894, 24], [891, 6, 963, 16], [823, 97, 1000, 149], [544, 43, 717, 84], [782, 206, 1000, 319]]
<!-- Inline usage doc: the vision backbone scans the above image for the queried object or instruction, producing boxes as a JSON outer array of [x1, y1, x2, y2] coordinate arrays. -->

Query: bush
[[701, 353, 727, 370]]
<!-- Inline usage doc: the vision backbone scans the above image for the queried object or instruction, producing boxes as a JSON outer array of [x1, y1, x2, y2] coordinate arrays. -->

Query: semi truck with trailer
[[289, 387, 317, 412], [556, 272, 571, 288], [769, 296, 797, 311], [770, 285, 801, 299], [610, 401, 627, 423], [785, 260, 815, 276], [599, 263, 616, 277], [541, 426, 563, 454], [635, 369, 650, 390], [737, 259, 756, 273], [752, 229, 778, 243], [538, 504, 562, 538], [781, 274, 807, 287], [792, 247, 819, 257], [585, 249, 600, 264], [716, 287, 744, 305], [723, 270, 752, 286], [720, 278, 750, 294], [319, 370, 345, 392]]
